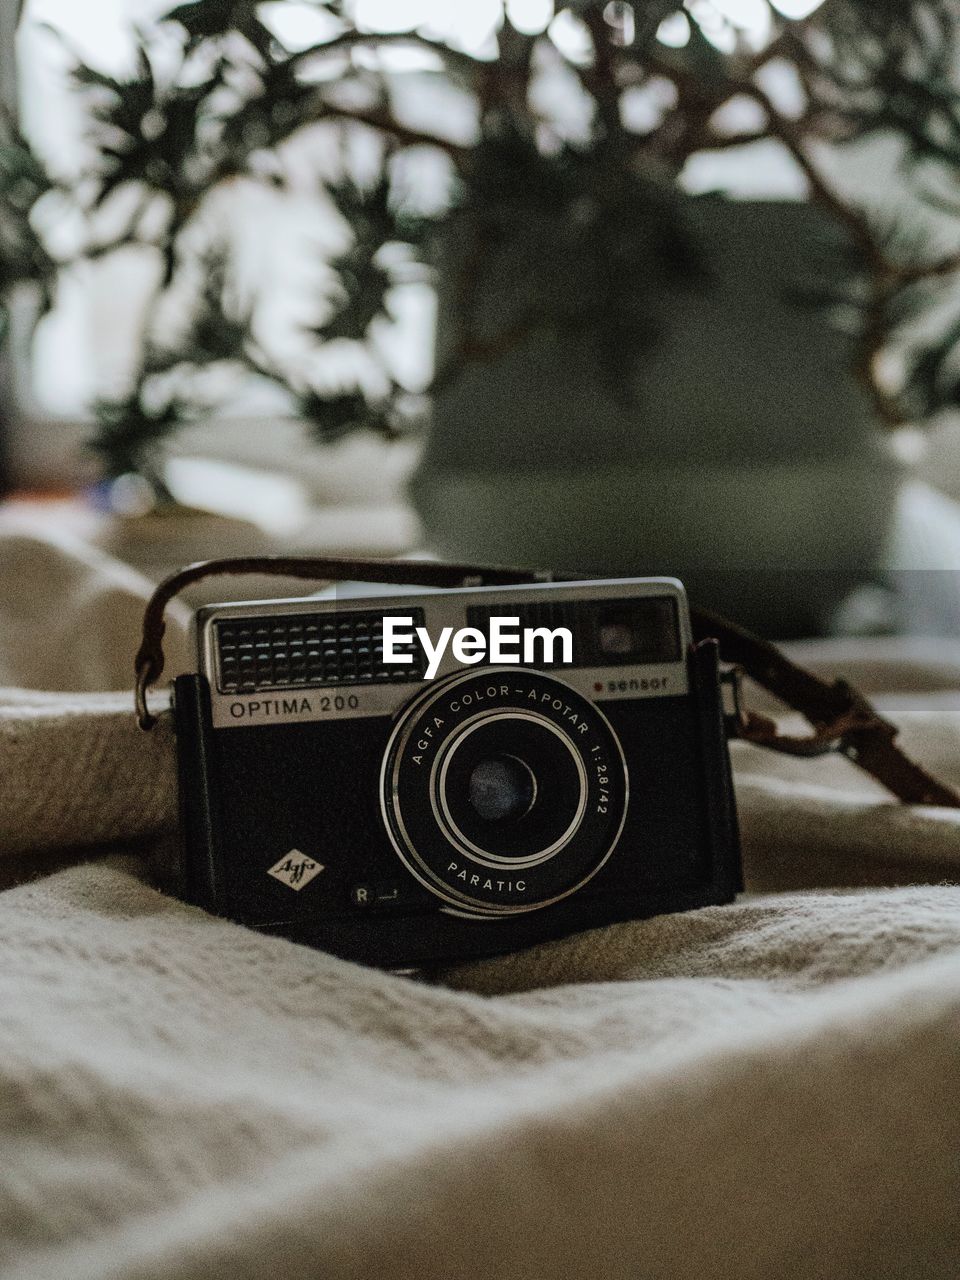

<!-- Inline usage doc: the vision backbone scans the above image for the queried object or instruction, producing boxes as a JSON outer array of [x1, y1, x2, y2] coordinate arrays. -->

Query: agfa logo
[[267, 850, 324, 891]]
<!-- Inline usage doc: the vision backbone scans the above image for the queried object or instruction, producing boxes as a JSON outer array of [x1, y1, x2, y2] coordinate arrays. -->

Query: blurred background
[[4, 0, 960, 635]]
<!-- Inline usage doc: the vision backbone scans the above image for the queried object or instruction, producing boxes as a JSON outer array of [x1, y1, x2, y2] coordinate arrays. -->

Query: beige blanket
[[1, 514, 959, 1279]]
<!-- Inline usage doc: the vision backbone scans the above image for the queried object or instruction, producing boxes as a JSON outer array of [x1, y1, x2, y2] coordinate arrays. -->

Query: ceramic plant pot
[[411, 198, 901, 636]]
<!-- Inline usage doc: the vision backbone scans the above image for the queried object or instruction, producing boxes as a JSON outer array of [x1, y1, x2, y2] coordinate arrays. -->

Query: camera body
[[174, 576, 741, 968]]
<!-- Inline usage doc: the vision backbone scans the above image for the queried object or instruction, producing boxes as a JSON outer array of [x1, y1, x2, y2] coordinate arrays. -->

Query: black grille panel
[[465, 600, 577, 667], [215, 608, 426, 693]]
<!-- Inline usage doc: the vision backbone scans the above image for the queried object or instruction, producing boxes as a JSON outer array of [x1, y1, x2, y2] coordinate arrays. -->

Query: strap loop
[[133, 556, 960, 809], [133, 556, 550, 730]]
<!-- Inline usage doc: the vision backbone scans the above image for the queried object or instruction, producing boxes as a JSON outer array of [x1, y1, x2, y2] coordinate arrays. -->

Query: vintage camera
[[174, 576, 742, 968]]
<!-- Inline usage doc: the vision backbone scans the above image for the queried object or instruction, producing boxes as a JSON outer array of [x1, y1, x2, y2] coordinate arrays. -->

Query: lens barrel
[[380, 667, 628, 915]]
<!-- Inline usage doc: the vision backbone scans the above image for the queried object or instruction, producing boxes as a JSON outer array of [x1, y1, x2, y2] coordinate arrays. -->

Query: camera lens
[[380, 667, 628, 917], [436, 712, 586, 866], [467, 754, 536, 823]]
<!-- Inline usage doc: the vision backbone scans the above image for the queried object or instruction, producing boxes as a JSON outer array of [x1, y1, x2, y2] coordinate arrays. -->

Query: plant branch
[[302, 96, 469, 162], [581, 9, 623, 142], [290, 28, 481, 78], [646, 52, 923, 424], [897, 247, 960, 285]]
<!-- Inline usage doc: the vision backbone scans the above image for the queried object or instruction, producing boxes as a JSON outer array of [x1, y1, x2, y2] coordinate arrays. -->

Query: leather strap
[[133, 556, 960, 809], [691, 607, 960, 807]]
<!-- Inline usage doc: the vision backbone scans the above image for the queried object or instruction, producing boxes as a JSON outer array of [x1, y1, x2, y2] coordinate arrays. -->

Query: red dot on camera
[[594, 682, 603, 692]]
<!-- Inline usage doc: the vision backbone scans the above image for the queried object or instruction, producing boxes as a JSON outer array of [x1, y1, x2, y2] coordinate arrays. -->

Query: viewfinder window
[[584, 597, 680, 666]]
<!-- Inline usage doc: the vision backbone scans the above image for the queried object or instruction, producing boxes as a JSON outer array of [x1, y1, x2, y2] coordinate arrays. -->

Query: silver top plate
[[196, 576, 691, 728]]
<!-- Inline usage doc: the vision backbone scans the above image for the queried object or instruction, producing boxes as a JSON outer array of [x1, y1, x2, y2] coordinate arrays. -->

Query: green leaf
[[88, 394, 183, 480], [72, 47, 225, 208], [0, 123, 57, 311], [162, 1, 255, 40], [299, 388, 394, 442], [901, 307, 960, 418], [162, 1, 280, 58], [219, 56, 318, 157]]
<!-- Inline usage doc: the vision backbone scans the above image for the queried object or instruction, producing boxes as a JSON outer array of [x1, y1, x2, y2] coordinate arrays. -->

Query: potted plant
[[8, 1, 960, 631]]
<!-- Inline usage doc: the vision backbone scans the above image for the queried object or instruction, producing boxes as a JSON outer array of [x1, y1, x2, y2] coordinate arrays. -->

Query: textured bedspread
[[1, 513, 959, 1280]]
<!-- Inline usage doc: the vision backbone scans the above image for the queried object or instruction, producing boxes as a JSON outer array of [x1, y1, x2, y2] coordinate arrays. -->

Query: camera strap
[[133, 555, 960, 809]]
